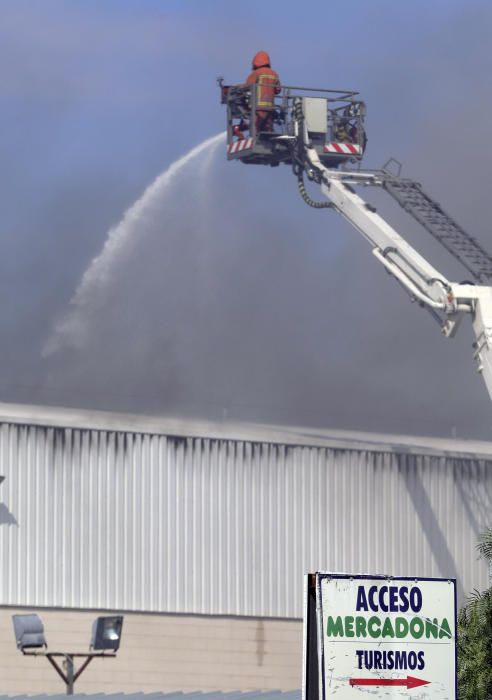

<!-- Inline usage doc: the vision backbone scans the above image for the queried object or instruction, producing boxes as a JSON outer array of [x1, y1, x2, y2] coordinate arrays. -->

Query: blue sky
[[1, 0, 492, 436]]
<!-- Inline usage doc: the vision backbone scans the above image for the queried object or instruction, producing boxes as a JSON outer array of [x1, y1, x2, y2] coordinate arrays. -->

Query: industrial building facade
[[0, 402, 491, 694]]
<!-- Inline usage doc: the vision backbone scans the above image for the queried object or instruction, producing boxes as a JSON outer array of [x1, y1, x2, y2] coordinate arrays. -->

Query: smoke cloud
[[1, 1, 492, 438]]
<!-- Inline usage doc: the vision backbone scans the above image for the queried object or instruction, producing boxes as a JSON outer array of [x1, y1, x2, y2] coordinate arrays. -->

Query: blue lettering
[[364, 651, 373, 670], [356, 586, 368, 611], [368, 586, 378, 611], [389, 586, 399, 612], [410, 587, 423, 612], [408, 651, 418, 670], [354, 584, 423, 615], [394, 651, 406, 670], [379, 586, 389, 612], [399, 587, 409, 612], [355, 649, 425, 671]]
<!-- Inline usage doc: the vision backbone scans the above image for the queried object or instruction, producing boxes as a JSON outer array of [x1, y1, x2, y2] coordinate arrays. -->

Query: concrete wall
[[0, 608, 302, 695]]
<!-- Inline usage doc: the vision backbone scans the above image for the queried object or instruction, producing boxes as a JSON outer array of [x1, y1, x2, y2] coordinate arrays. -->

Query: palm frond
[[477, 528, 492, 562], [459, 529, 492, 700]]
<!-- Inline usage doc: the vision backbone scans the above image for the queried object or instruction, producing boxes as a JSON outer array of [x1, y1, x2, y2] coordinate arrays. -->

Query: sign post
[[303, 573, 456, 700]]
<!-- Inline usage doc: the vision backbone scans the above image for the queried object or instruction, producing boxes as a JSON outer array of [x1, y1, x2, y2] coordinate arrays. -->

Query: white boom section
[[305, 147, 492, 403]]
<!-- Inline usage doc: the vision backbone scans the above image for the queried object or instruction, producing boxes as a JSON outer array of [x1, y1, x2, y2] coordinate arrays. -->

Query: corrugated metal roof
[[0, 400, 491, 459], [0, 692, 301, 700]]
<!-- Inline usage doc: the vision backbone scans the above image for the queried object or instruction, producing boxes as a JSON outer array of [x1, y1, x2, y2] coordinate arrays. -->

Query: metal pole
[[27, 650, 114, 694], [65, 654, 74, 695]]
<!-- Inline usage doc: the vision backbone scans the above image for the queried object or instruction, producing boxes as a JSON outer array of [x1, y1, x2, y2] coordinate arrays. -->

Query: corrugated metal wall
[[0, 421, 491, 617]]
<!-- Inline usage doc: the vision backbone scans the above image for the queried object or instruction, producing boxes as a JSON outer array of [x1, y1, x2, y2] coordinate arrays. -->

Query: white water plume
[[43, 131, 225, 357]]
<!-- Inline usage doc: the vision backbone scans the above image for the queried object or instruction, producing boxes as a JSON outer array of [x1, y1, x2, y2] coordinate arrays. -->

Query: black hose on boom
[[297, 172, 333, 209]]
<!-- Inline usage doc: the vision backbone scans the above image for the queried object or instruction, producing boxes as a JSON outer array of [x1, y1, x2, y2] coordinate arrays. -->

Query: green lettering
[[410, 617, 424, 639], [368, 616, 381, 638], [395, 617, 408, 638], [327, 616, 344, 637], [355, 616, 367, 638], [345, 616, 354, 637], [381, 617, 395, 638], [425, 618, 438, 639], [439, 618, 452, 639]]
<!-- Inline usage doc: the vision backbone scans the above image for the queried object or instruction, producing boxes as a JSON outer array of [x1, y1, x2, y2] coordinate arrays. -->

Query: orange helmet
[[252, 51, 271, 70]]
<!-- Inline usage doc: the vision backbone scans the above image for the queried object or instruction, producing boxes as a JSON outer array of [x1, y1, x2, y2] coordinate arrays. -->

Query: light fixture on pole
[[12, 613, 123, 695], [12, 614, 47, 651], [91, 616, 124, 652]]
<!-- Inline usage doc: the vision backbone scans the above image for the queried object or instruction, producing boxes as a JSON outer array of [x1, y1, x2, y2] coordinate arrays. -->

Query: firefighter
[[245, 51, 281, 133]]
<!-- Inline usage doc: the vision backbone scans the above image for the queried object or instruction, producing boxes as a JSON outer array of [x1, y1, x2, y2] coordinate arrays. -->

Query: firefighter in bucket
[[246, 51, 281, 133], [230, 51, 281, 139]]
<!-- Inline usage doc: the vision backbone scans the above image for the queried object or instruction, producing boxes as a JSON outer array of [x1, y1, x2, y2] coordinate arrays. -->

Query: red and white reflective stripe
[[227, 138, 254, 154], [323, 143, 362, 155]]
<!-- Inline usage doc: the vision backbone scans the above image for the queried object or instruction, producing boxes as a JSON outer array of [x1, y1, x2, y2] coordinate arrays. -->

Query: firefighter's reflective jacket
[[246, 51, 280, 110]]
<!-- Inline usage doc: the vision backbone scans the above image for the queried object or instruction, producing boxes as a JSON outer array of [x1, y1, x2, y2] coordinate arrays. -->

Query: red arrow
[[350, 676, 430, 690]]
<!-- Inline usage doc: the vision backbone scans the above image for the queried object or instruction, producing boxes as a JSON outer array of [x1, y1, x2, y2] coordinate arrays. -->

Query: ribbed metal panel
[[1, 420, 491, 616]]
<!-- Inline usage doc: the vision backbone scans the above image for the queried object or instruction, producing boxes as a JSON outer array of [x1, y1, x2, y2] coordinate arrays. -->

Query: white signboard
[[312, 574, 456, 700]]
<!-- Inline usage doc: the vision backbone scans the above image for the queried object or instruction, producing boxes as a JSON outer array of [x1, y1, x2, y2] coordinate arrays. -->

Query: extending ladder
[[381, 176, 492, 283]]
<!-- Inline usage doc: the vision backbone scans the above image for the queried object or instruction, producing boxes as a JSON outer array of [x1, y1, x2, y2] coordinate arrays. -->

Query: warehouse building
[[0, 402, 491, 694]]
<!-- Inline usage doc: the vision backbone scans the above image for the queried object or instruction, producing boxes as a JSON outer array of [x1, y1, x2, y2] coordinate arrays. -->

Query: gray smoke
[[1, 1, 492, 438]]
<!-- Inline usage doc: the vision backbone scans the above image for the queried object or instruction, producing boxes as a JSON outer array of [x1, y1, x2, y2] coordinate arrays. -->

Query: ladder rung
[[383, 177, 492, 283]]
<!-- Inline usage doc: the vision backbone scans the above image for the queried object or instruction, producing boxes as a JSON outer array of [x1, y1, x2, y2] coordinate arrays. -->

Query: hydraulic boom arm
[[219, 76, 492, 405], [303, 146, 492, 402]]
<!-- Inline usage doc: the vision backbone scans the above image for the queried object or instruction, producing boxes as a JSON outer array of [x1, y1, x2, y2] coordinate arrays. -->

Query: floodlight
[[12, 612, 122, 694], [90, 615, 123, 652], [12, 614, 47, 651]]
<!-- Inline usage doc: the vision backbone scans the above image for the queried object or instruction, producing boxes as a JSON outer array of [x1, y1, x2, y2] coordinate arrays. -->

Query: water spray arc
[[43, 132, 225, 357]]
